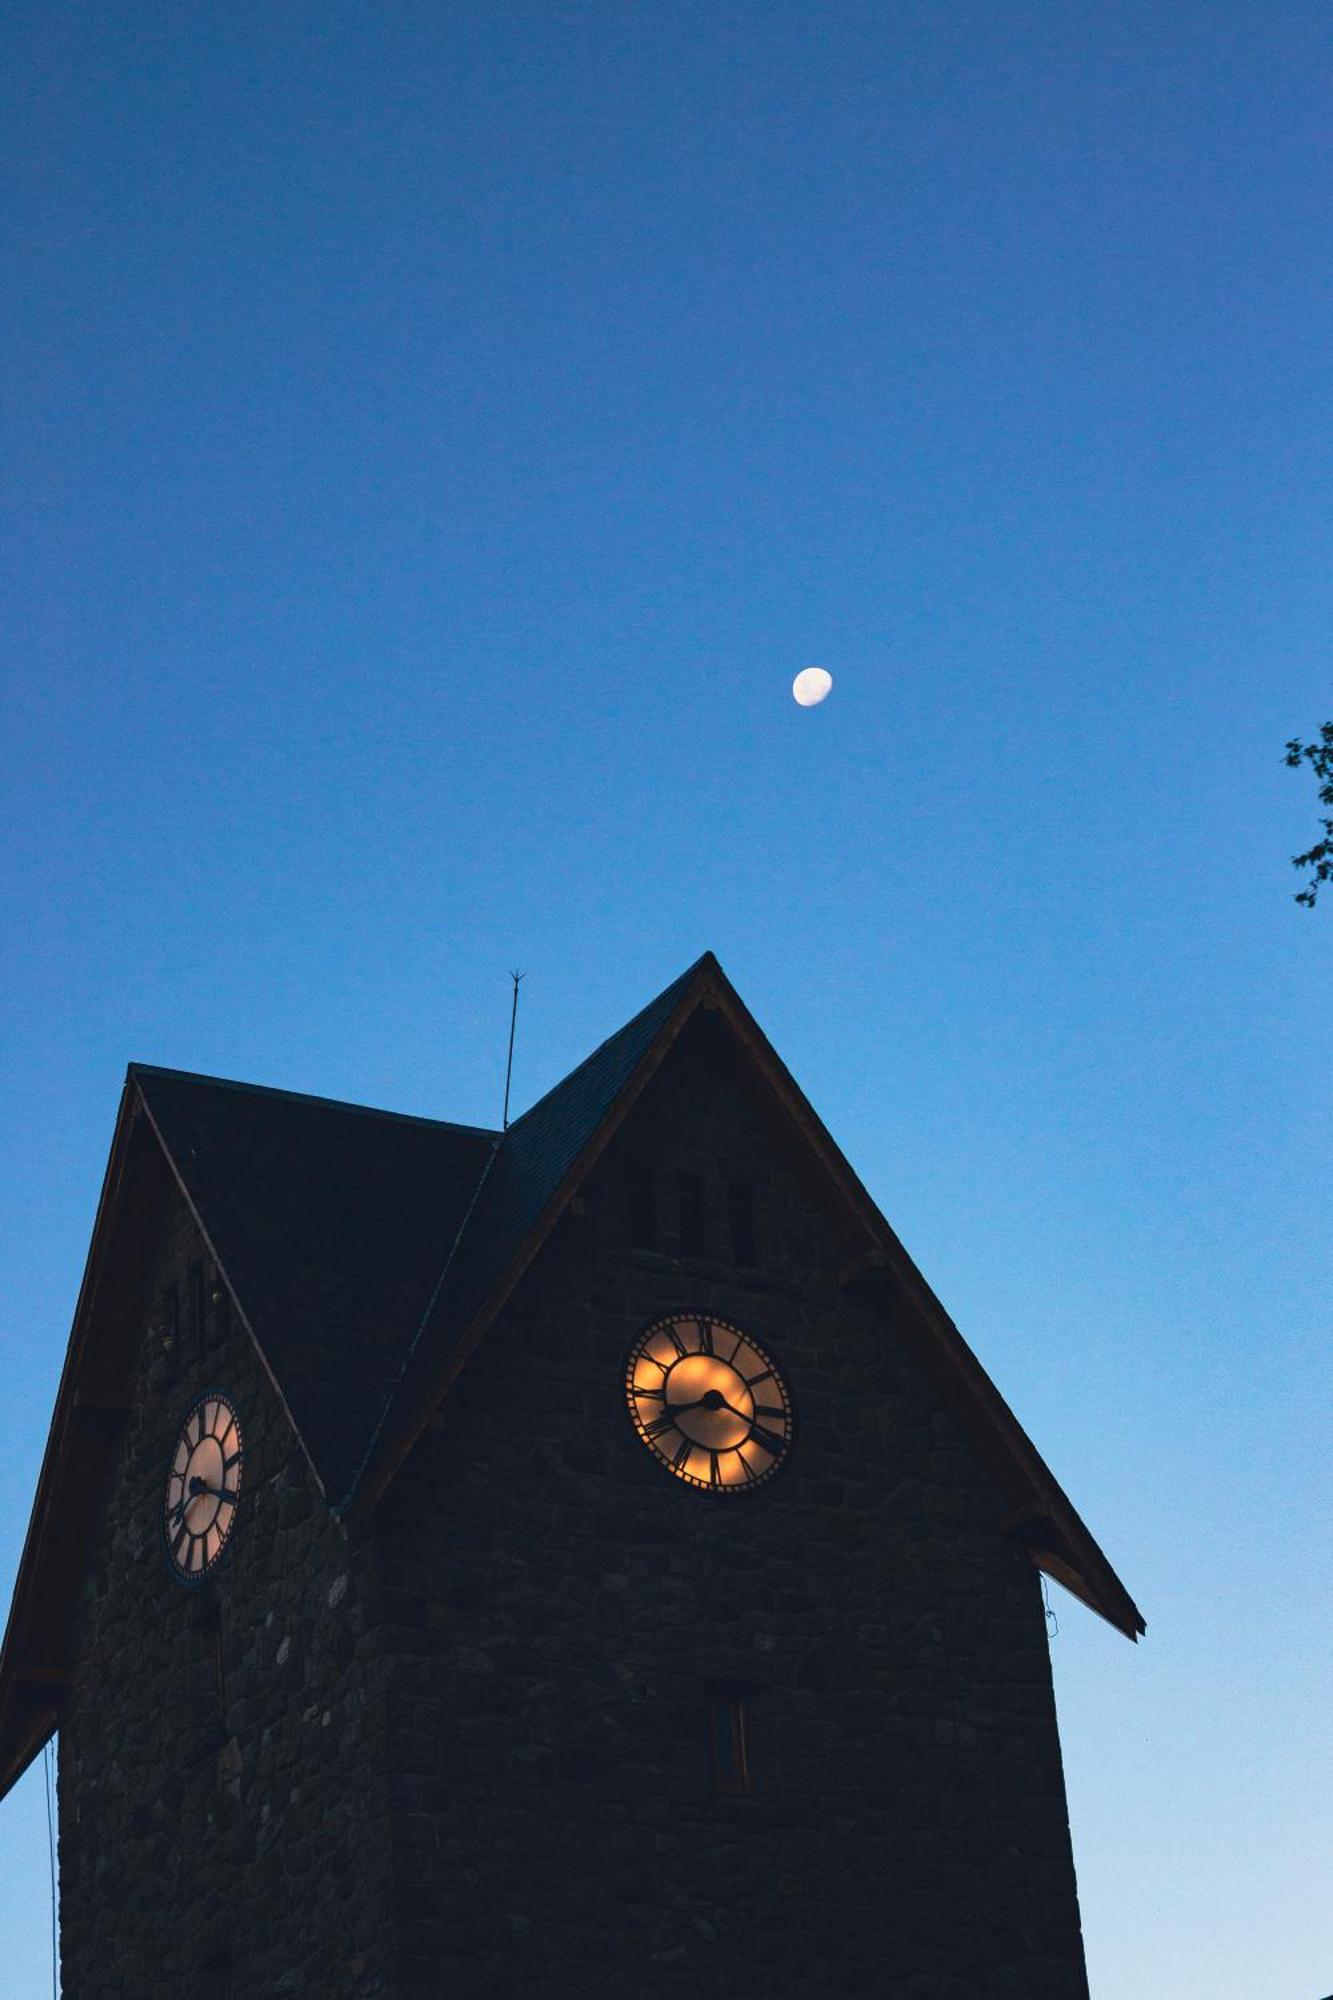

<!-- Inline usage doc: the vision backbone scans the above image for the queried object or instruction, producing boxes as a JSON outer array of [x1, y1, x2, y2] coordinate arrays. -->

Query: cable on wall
[[44, 1736, 58, 1997]]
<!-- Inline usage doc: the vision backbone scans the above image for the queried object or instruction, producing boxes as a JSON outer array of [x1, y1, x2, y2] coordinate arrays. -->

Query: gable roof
[[0, 1073, 499, 1801], [343, 955, 1145, 1649], [0, 952, 1143, 1802], [131, 1067, 498, 1501]]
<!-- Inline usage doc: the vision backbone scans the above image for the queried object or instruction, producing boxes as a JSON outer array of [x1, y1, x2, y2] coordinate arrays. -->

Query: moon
[[792, 667, 833, 708]]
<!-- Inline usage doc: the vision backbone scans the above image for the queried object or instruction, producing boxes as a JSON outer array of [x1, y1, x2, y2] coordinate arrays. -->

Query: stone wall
[[58, 1181, 395, 1997], [372, 1013, 1091, 1999]]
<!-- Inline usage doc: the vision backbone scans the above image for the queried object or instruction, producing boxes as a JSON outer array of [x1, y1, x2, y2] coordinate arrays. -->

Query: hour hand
[[170, 1481, 236, 1523]]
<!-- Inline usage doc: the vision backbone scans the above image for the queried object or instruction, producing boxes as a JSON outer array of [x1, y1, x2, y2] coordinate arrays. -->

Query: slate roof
[[133, 1068, 500, 1504], [343, 953, 704, 1505]]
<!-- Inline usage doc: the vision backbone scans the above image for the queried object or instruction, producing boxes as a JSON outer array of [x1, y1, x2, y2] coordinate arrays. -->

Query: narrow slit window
[[708, 1692, 750, 1795], [626, 1164, 659, 1250], [163, 1282, 180, 1374], [676, 1172, 707, 1258], [728, 1181, 758, 1267], [191, 1586, 225, 1711], [188, 1260, 207, 1357], [203, 1953, 233, 2000], [209, 1273, 229, 1349]]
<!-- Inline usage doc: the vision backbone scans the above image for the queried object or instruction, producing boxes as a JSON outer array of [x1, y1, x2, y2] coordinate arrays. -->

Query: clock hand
[[170, 1481, 237, 1524], [705, 1395, 785, 1450]]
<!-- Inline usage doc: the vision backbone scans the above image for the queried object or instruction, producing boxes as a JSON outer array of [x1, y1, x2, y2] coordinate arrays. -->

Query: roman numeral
[[753, 1403, 787, 1421], [666, 1322, 687, 1357], [672, 1436, 692, 1472], [644, 1412, 678, 1440], [708, 1451, 720, 1487], [744, 1368, 773, 1389], [697, 1318, 713, 1355], [223, 1450, 242, 1471]]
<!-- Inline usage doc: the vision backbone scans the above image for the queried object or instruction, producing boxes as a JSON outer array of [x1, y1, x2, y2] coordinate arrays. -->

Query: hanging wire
[[1042, 1575, 1059, 1640], [44, 1737, 58, 1997]]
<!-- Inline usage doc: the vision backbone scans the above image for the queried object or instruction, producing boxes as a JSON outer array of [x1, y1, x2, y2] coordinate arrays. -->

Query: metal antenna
[[502, 971, 525, 1130]]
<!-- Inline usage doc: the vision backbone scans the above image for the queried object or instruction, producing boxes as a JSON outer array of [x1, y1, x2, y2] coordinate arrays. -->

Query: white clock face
[[164, 1393, 243, 1581], [625, 1314, 793, 1492]]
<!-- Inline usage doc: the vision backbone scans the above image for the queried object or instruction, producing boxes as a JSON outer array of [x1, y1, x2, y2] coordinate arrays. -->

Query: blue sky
[[2, 2, 1330, 1992]]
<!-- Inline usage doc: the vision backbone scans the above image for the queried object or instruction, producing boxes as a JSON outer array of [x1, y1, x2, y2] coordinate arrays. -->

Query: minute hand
[[739, 1410, 786, 1450], [170, 1482, 237, 1524]]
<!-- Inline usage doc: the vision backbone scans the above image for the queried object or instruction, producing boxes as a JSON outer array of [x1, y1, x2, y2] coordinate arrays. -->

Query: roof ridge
[[507, 951, 717, 1133], [129, 1063, 501, 1139]]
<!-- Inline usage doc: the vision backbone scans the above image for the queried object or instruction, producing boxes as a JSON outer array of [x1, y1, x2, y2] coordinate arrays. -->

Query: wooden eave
[[358, 957, 1145, 1643]]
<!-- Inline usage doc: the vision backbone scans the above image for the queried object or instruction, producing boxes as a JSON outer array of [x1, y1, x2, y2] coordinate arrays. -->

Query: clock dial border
[[162, 1388, 245, 1587], [624, 1312, 795, 1495]]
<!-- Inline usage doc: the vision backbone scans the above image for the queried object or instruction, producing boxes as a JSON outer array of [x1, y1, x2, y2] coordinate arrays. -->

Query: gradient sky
[[2, 3, 1330, 1993]]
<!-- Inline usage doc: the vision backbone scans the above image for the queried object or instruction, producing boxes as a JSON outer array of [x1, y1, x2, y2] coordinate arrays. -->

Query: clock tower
[[0, 953, 1142, 1996]]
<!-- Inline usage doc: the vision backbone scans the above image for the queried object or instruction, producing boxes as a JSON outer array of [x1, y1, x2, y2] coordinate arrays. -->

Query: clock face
[[163, 1392, 244, 1583], [625, 1314, 793, 1492]]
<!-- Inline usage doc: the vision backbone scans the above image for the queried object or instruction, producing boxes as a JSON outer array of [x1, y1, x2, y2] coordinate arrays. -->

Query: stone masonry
[[57, 1188, 395, 1996], [371, 1014, 1091, 1998]]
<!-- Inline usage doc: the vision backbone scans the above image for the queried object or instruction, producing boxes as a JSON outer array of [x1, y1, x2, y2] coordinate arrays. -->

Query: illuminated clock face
[[625, 1314, 793, 1492], [163, 1392, 243, 1582]]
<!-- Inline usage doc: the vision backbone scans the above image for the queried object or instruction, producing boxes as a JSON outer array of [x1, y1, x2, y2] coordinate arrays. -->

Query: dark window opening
[[676, 1172, 708, 1257], [188, 1260, 207, 1357], [162, 1282, 180, 1373], [191, 1587, 226, 1712], [202, 1949, 233, 2000], [208, 1272, 229, 1352], [708, 1691, 751, 1795], [728, 1181, 758, 1266], [626, 1163, 659, 1250]]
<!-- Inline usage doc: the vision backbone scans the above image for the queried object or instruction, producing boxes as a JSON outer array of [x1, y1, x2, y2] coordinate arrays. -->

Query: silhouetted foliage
[[1285, 722, 1333, 908]]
